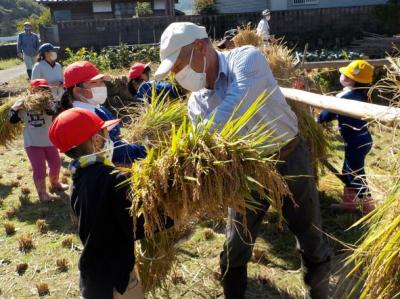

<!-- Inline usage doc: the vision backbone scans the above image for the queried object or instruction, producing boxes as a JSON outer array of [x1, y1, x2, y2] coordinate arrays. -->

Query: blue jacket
[[94, 106, 146, 165], [318, 88, 372, 146], [137, 81, 178, 101], [17, 32, 40, 56]]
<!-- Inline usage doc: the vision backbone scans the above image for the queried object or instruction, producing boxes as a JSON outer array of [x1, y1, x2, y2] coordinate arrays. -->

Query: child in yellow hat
[[318, 60, 375, 213]]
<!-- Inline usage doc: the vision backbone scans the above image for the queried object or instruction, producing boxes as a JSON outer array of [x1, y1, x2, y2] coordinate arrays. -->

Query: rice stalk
[[0, 100, 23, 147]]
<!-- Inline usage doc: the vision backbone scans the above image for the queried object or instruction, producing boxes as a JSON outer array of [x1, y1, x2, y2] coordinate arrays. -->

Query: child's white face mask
[[80, 86, 108, 106]]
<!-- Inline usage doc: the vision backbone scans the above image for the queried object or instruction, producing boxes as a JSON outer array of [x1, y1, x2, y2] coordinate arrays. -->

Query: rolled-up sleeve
[[206, 49, 266, 126]]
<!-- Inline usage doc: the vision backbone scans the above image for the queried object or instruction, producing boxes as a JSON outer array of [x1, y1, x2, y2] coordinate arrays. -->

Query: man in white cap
[[155, 22, 331, 299], [256, 9, 271, 49]]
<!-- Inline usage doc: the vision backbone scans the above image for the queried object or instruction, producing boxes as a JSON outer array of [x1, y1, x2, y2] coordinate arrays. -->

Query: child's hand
[[11, 99, 24, 111]]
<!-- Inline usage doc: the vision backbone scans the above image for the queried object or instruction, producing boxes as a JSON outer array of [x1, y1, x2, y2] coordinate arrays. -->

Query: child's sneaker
[[331, 187, 359, 212], [50, 182, 69, 193], [360, 197, 376, 214]]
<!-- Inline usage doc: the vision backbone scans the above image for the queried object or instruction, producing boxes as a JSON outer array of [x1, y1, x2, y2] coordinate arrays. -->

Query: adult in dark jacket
[[319, 60, 375, 213]]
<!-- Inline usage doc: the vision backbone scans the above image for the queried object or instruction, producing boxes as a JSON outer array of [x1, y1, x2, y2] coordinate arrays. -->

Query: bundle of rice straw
[[0, 100, 23, 147], [136, 226, 192, 294], [233, 25, 262, 48], [263, 39, 298, 84], [344, 182, 400, 299], [23, 89, 55, 113], [105, 75, 132, 105], [125, 92, 291, 240], [125, 93, 187, 145], [369, 56, 400, 107], [288, 102, 332, 178]]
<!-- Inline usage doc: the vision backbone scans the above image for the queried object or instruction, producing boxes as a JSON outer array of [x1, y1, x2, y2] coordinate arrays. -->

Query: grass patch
[[0, 58, 22, 70]]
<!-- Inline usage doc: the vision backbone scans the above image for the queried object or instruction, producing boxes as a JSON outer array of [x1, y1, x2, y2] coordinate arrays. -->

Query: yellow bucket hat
[[339, 60, 374, 84]]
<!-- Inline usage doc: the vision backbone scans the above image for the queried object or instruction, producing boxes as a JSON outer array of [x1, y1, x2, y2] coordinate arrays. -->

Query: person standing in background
[[256, 9, 271, 50], [17, 22, 40, 80], [32, 43, 64, 103]]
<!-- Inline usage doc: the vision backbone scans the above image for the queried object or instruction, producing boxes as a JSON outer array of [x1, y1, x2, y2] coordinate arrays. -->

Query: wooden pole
[[302, 58, 390, 70], [280, 87, 400, 126]]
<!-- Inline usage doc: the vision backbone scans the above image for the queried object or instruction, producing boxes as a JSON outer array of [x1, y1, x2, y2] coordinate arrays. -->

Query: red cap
[[64, 61, 107, 89], [128, 62, 151, 80], [31, 79, 50, 89], [49, 108, 120, 153]]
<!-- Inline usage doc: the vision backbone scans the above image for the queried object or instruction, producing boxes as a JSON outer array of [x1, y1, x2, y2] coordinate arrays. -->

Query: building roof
[[36, 0, 105, 3]]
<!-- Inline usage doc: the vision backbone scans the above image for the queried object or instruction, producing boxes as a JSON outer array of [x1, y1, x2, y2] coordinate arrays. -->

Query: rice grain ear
[[0, 100, 23, 147]]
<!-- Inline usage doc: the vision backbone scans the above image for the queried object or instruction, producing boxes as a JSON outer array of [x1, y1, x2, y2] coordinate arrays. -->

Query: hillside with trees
[[0, 0, 45, 36]]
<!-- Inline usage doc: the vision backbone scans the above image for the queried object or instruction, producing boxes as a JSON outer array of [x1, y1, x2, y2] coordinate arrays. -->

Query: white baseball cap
[[155, 22, 208, 80]]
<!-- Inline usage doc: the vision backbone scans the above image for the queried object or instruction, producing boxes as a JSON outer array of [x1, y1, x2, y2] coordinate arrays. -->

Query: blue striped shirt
[[188, 46, 298, 145], [17, 32, 40, 56]]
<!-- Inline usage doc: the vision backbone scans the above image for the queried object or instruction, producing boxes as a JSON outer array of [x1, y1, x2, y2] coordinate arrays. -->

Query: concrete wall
[[49, 5, 397, 50]]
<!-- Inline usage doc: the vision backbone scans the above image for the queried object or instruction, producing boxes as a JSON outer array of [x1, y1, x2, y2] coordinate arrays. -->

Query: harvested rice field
[[0, 124, 395, 298]]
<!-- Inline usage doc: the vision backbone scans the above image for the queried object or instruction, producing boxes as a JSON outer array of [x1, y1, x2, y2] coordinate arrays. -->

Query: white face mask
[[175, 48, 207, 92], [81, 86, 108, 106], [97, 135, 114, 161], [49, 52, 57, 61]]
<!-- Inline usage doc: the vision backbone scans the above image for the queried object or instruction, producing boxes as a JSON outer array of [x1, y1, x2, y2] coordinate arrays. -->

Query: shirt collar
[[72, 100, 99, 112], [216, 51, 228, 78], [45, 60, 56, 68]]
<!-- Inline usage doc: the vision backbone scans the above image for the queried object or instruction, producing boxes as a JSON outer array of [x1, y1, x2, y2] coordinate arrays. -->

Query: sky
[[175, 0, 194, 14]]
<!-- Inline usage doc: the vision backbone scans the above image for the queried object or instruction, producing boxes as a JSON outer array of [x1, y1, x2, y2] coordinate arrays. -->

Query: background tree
[[0, 0, 45, 36]]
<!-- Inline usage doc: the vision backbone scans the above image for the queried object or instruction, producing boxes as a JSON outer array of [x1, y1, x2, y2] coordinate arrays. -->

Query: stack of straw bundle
[[0, 100, 23, 147]]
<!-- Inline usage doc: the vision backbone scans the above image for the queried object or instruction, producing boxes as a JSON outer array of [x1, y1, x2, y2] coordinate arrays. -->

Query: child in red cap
[[127, 62, 179, 102], [49, 107, 166, 298], [9, 79, 68, 202], [60, 61, 146, 166]]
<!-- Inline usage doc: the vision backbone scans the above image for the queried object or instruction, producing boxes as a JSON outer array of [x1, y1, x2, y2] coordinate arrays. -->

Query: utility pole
[[165, 0, 175, 16]]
